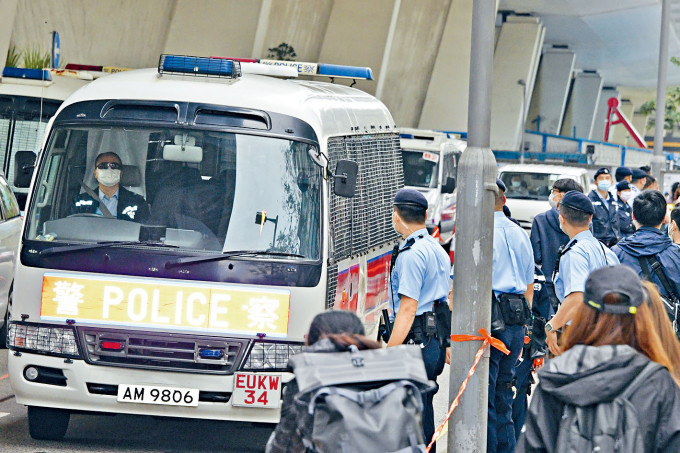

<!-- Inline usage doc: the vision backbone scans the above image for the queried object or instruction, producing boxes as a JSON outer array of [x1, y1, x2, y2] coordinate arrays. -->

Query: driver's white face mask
[[97, 169, 121, 187]]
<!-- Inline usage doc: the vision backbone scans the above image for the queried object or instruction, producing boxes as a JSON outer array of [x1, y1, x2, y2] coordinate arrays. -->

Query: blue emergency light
[[199, 348, 224, 359], [158, 55, 242, 79], [1, 67, 53, 81], [317, 63, 373, 80]]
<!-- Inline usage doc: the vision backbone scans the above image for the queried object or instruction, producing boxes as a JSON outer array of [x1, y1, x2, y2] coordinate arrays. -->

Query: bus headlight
[[8, 322, 80, 358], [241, 341, 303, 371]]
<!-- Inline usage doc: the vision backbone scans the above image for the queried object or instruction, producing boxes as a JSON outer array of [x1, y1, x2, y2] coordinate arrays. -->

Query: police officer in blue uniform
[[387, 188, 450, 448], [72, 152, 150, 223], [545, 191, 619, 355], [488, 179, 534, 453], [587, 167, 619, 246], [615, 181, 635, 238]]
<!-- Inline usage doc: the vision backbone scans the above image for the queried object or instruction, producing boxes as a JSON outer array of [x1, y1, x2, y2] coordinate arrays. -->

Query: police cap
[[616, 181, 630, 192], [393, 188, 428, 209], [559, 190, 594, 215], [593, 167, 611, 179], [496, 178, 506, 192], [632, 168, 647, 181], [615, 166, 633, 180], [584, 265, 646, 315]]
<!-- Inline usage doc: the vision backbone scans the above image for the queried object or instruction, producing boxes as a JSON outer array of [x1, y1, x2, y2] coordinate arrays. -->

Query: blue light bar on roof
[[158, 54, 241, 79], [317, 63, 373, 80], [2, 67, 53, 81]]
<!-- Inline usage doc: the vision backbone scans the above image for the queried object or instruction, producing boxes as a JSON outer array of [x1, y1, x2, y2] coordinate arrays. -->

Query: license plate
[[117, 384, 199, 407], [232, 373, 282, 408]]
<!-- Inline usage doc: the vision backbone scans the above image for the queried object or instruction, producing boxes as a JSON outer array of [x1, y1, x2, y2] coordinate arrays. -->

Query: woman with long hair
[[517, 265, 680, 452], [643, 280, 680, 383], [265, 310, 381, 453]]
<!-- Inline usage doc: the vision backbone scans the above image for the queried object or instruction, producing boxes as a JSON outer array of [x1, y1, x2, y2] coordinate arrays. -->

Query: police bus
[[6, 55, 403, 439]]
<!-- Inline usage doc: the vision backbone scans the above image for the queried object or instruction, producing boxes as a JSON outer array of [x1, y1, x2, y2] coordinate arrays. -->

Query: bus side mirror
[[442, 176, 456, 194], [14, 151, 36, 188], [333, 160, 358, 198]]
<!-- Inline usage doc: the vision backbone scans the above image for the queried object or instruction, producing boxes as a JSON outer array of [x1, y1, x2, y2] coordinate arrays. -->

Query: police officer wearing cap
[[629, 168, 648, 206], [387, 188, 450, 447], [587, 167, 619, 247], [545, 191, 619, 355], [486, 178, 534, 453], [615, 181, 635, 237]]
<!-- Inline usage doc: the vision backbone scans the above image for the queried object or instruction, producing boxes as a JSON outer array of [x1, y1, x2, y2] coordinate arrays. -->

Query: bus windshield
[[25, 126, 322, 260], [401, 149, 438, 188]]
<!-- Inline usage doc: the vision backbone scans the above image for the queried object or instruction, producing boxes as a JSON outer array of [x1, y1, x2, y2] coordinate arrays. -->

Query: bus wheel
[[28, 406, 70, 440]]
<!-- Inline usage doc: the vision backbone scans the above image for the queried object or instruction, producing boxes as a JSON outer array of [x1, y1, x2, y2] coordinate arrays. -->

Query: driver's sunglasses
[[96, 162, 122, 170]]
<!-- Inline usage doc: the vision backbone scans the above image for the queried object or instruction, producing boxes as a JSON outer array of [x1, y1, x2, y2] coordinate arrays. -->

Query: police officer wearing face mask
[[72, 152, 150, 222], [587, 167, 619, 247], [386, 188, 450, 449], [616, 181, 635, 238]]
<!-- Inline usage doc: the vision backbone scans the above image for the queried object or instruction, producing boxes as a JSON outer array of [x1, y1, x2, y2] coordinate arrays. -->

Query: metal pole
[[652, 0, 670, 189], [448, 1, 497, 452], [519, 80, 526, 164]]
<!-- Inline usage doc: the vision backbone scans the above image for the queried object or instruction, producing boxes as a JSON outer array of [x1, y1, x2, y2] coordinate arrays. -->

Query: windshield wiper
[[39, 240, 179, 257], [165, 250, 305, 269]]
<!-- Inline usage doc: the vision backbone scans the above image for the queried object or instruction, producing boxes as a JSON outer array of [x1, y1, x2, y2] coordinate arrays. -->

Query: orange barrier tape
[[426, 328, 509, 452]]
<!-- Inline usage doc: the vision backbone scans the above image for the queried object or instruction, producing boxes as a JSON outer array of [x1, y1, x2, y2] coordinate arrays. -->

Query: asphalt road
[[0, 350, 451, 452]]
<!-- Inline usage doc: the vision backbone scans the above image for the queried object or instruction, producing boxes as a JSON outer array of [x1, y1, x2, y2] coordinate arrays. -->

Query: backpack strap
[[307, 380, 426, 414], [621, 362, 663, 400], [638, 255, 680, 308]]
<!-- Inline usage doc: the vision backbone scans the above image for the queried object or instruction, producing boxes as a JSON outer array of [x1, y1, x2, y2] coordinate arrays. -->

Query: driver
[[506, 175, 529, 197], [72, 152, 150, 222]]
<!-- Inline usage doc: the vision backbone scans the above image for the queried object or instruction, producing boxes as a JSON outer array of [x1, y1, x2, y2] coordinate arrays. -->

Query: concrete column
[[490, 16, 545, 151], [418, 0, 474, 132], [164, 0, 261, 60], [591, 86, 619, 141], [317, 0, 394, 96], [526, 47, 575, 135], [561, 71, 604, 139], [0, 0, 18, 73]]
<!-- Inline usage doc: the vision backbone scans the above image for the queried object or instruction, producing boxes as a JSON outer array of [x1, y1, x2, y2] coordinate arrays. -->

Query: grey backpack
[[289, 344, 435, 453], [555, 362, 662, 453]]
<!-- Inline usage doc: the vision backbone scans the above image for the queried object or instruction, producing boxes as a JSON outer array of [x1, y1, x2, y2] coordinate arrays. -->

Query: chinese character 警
[[53, 281, 85, 316]]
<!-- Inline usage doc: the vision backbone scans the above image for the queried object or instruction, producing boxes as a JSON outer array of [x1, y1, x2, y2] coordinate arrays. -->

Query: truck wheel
[[27, 406, 70, 440]]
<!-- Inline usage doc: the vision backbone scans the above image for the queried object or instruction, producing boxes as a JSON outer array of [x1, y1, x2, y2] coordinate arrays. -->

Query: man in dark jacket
[[613, 190, 680, 301], [616, 180, 635, 238], [587, 167, 619, 247], [72, 152, 150, 223], [530, 178, 584, 282]]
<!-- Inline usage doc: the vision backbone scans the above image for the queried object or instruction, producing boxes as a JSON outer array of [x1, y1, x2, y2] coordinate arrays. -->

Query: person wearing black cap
[[612, 190, 680, 305], [611, 166, 633, 197], [386, 187, 450, 448], [587, 167, 619, 247], [616, 180, 635, 238], [629, 168, 648, 206], [517, 265, 680, 453], [545, 191, 619, 355]]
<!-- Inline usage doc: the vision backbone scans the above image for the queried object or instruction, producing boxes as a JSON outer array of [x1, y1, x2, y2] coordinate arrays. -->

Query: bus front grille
[[79, 327, 249, 374]]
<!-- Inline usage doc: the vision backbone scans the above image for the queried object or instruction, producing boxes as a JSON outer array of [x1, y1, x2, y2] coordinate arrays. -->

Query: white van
[[6, 55, 403, 439], [399, 128, 464, 247], [498, 164, 590, 230]]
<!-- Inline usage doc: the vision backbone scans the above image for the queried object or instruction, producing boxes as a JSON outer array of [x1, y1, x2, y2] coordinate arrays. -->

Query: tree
[[266, 43, 297, 61], [638, 56, 680, 131]]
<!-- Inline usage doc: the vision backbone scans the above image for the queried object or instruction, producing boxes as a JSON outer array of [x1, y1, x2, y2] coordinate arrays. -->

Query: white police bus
[[6, 55, 403, 439]]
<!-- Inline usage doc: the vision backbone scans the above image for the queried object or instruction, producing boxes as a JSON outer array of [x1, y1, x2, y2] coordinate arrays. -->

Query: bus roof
[[0, 74, 91, 101], [58, 68, 396, 141]]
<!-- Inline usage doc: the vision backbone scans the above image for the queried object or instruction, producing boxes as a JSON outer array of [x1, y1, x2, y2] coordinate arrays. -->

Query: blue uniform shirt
[[492, 211, 534, 295], [390, 228, 450, 321], [96, 188, 119, 216], [554, 230, 620, 301]]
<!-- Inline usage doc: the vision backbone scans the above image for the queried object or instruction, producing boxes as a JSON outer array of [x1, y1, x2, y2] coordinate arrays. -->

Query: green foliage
[[5, 45, 21, 67], [266, 43, 297, 61], [22, 45, 51, 69], [640, 57, 680, 130]]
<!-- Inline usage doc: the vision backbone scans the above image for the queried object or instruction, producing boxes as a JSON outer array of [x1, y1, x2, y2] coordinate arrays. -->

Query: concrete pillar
[[561, 71, 604, 139], [591, 86, 619, 142], [317, 0, 394, 96], [418, 0, 474, 132], [526, 47, 575, 135], [378, 0, 451, 127], [490, 16, 545, 151], [0, 0, 18, 73], [253, 0, 334, 62], [164, 0, 261, 59]]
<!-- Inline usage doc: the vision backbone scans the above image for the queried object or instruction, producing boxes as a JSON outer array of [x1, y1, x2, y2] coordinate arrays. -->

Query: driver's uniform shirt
[[97, 189, 119, 217]]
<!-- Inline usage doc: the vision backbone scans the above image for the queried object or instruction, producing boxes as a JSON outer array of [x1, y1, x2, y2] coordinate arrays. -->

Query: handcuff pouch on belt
[[491, 292, 531, 335]]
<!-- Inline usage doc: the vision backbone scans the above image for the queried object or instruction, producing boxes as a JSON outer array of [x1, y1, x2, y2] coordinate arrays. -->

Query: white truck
[[400, 128, 465, 248]]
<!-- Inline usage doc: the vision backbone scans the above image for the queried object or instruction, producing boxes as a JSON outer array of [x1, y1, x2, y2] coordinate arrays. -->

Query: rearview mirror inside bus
[[14, 150, 36, 188], [333, 160, 358, 198]]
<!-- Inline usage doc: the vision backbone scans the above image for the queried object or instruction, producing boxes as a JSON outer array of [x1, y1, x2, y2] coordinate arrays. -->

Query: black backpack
[[289, 344, 435, 453], [637, 255, 680, 339], [555, 362, 662, 453]]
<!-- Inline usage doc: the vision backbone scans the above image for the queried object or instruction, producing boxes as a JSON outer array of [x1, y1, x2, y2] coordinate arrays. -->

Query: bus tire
[[27, 406, 70, 440]]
